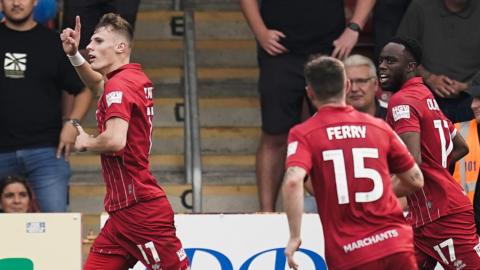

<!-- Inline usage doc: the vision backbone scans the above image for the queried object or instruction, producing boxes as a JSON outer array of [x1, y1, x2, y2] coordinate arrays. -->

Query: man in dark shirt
[[0, 0, 92, 212], [397, 0, 480, 123], [240, 0, 376, 212]]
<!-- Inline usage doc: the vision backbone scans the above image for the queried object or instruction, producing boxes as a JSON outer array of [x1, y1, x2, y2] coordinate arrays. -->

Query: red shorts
[[414, 210, 480, 270], [353, 251, 418, 270], [84, 197, 189, 270]]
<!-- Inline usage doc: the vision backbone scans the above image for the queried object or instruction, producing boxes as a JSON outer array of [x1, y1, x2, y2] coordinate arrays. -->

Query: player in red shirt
[[379, 37, 480, 269], [283, 55, 424, 270], [60, 14, 189, 270]]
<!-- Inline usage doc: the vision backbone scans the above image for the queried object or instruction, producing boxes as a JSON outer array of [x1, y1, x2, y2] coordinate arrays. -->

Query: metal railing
[[178, 0, 203, 213]]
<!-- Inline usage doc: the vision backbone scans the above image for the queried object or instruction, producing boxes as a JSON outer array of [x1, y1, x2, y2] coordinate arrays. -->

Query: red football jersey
[[386, 77, 472, 228], [287, 105, 416, 270], [96, 64, 165, 212]]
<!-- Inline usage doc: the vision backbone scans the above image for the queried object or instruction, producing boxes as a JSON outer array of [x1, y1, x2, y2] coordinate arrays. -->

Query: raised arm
[[282, 166, 307, 270], [60, 16, 104, 93]]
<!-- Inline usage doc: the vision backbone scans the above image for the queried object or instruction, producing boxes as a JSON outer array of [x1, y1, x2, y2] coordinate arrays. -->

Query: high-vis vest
[[453, 120, 480, 203]]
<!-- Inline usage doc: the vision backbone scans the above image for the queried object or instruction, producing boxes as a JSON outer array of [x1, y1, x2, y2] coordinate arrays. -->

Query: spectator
[[62, 0, 140, 52], [0, 175, 39, 213], [344, 54, 387, 119], [283, 55, 423, 270], [465, 85, 480, 235], [0, 0, 56, 24], [396, 0, 480, 123], [372, 0, 411, 62], [0, 0, 92, 212], [240, 0, 376, 212], [380, 37, 480, 268]]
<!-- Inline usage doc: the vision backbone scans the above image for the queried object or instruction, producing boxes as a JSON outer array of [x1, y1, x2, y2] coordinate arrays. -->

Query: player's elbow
[[108, 136, 127, 152], [406, 165, 424, 192]]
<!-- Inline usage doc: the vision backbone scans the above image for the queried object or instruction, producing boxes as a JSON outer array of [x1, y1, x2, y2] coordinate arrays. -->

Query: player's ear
[[306, 85, 317, 102], [116, 41, 128, 53], [406, 61, 417, 74]]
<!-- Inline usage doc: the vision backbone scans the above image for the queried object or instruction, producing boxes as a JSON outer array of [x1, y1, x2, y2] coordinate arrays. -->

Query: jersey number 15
[[323, 148, 382, 204]]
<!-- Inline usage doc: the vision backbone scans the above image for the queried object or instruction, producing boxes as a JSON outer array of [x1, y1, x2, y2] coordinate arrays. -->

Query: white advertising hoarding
[[0, 213, 82, 270], [113, 213, 328, 270]]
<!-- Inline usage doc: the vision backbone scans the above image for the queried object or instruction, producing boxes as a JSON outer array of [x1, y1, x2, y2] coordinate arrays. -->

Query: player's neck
[[4, 18, 37, 32], [314, 98, 346, 110], [103, 56, 131, 75]]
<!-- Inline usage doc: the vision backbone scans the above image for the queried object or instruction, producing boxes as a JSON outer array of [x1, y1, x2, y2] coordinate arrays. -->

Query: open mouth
[[379, 74, 389, 84], [88, 55, 96, 63]]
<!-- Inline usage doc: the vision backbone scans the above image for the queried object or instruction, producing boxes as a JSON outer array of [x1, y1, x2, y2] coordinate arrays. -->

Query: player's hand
[[332, 28, 359, 60], [425, 74, 456, 98], [60, 16, 81, 56], [56, 121, 79, 161], [450, 79, 468, 95], [257, 29, 288, 56], [74, 124, 91, 152], [285, 237, 301, 270]]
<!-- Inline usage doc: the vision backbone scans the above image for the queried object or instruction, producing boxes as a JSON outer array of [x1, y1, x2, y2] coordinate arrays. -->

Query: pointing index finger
[[75, 15, 81, 34]]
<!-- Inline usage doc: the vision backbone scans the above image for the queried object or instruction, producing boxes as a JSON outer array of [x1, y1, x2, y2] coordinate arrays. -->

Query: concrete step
[[134, 11, 253, 40], [71, 183, 258, 215], [71, 170, 255, 185], [154, 79, 258, 98], [82, 97, 261, 128], [132, 39, 257, 68], [82, 126, 260, 155], [70, 153, 254, 172]]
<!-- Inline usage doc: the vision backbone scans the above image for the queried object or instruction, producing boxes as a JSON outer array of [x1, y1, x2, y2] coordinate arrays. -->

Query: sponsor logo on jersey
[[474, 242, 480, 257], [4, 52, 27, 78], [177, 248, 187, 261], [343, 229, 399, 253], [392, 105, 410, 121], [287, 141, 298, 157], [106, 91, 123, 107]]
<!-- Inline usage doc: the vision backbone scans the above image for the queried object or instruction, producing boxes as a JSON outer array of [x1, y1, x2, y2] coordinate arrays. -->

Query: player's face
[[1, 0, 36, 25], [471, 97, 480, 122], [378, 43, 410, 92], [1, 182, 30, 213], [86, 27, 122, 74], [346, 65, 377, 113]]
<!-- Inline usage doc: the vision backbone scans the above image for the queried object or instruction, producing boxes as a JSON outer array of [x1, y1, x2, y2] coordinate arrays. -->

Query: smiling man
[[344, 54, 387, 119], [379, 37, 480, 269]]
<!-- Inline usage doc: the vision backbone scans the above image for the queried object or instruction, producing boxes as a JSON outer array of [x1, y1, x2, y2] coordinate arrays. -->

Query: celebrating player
[[283, 55, 424, 270], [60, 14, 189, 270], [380, 37, 480, 269]]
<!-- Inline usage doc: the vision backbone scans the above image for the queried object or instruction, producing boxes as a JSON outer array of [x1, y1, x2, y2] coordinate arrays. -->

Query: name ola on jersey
[[426, 98, 440, 111], [326, 125, 366, 140]]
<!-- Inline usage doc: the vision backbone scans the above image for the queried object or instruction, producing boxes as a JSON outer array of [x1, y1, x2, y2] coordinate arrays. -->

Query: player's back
[[288, 105, 414, 269], [387, 78, 471, 227]]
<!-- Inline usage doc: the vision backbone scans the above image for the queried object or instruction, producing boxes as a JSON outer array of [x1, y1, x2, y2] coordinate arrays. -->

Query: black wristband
[[347, 22, 361, 33]]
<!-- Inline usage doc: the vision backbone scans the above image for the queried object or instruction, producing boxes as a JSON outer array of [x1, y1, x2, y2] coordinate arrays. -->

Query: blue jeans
[[0, 147, 70, 212]]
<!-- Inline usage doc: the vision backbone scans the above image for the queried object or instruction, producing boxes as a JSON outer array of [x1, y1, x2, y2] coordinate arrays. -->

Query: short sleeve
[[285, 127, 312, 173], [386, 95, 421, 135], [386, 127, 416, 174], [103, 81, 133, 123]]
